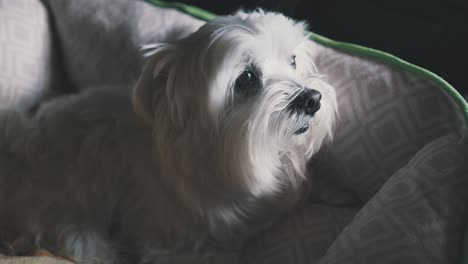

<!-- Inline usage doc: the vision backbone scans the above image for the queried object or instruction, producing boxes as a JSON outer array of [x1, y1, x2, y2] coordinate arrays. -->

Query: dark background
[[168, 0, 468, 98]]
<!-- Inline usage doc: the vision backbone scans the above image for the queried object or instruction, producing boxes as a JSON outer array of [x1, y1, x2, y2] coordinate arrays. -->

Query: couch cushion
[[241, 204, 359, 264], [41, 0, 204, 90], [0, 0, 56, 111], [318, 133, 468, 264], [310, 43, 467, 202]]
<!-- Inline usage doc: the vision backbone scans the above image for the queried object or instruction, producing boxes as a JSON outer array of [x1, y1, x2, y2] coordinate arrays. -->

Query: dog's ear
[[133, 44, 179, 125]]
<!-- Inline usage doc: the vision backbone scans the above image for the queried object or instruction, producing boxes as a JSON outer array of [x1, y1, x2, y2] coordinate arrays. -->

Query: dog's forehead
[[203, 12, 307, 59], [241, 12, 307, 56], [247, 13, 306, 40]]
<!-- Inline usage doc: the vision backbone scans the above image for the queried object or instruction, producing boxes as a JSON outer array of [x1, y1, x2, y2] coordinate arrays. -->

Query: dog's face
[[133, 11, 337, 204]]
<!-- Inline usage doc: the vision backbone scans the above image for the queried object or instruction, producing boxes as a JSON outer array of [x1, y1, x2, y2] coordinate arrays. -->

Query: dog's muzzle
[[288, 89, 322, 135]]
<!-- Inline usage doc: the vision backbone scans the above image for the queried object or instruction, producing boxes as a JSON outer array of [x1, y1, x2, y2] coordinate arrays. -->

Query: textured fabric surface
[[0, 257, 71, 264], [41, 0, 203, 90], [1, 0, 467, 263], [241, 204, 359, 264], [319, 133, 468, 264], [0, 0, 55, 110], [310, 44, 466, 202]]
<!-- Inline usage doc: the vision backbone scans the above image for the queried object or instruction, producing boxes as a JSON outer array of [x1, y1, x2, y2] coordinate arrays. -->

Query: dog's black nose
[[290, 89, 322, 116]]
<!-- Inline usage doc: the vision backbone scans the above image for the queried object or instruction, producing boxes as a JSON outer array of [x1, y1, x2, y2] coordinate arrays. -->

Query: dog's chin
[[293, 115, 315, 135], [293, 103, 323, 135]]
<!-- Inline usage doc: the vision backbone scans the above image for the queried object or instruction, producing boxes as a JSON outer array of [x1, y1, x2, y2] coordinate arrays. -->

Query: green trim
[[145, 0, 468, 126]]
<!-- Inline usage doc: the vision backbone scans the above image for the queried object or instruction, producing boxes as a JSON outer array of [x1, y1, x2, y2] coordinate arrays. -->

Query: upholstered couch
[[0, 0, 467, 263]]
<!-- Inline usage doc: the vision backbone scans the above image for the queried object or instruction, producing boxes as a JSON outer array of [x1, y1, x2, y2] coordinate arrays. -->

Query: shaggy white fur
[[0, 10, 337, 264]]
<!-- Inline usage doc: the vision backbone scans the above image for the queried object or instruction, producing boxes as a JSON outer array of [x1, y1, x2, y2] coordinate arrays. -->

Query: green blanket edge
[[145, 0, 468, 127]]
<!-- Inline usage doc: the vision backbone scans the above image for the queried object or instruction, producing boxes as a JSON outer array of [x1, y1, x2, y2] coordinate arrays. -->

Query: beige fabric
[[318, 133, 468, 264], [41, 0, 203, 90], [311, 44, 465, 201], [0, 257, 71, 264]]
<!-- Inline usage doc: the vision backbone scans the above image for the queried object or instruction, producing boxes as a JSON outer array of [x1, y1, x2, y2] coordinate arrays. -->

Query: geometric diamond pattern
[[317, 134, 468, 264], [311, 43, 466, 202]]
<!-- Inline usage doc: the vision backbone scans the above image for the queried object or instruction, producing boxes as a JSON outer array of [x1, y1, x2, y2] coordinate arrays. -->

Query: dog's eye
[[235, 70, 260, 96], [290, 55, 296, 69], [236, 70, 256, 86]]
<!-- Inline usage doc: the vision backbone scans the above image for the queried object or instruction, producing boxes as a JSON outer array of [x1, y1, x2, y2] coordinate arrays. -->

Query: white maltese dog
[[0, 10, 337, 264]]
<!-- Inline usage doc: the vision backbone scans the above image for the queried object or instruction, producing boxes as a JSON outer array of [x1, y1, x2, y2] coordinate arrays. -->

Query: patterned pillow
[[310, 43, 466, 202], [0, 0, 56, 111], [41, 0, 204, 90], [318, 133, 468, 264]]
